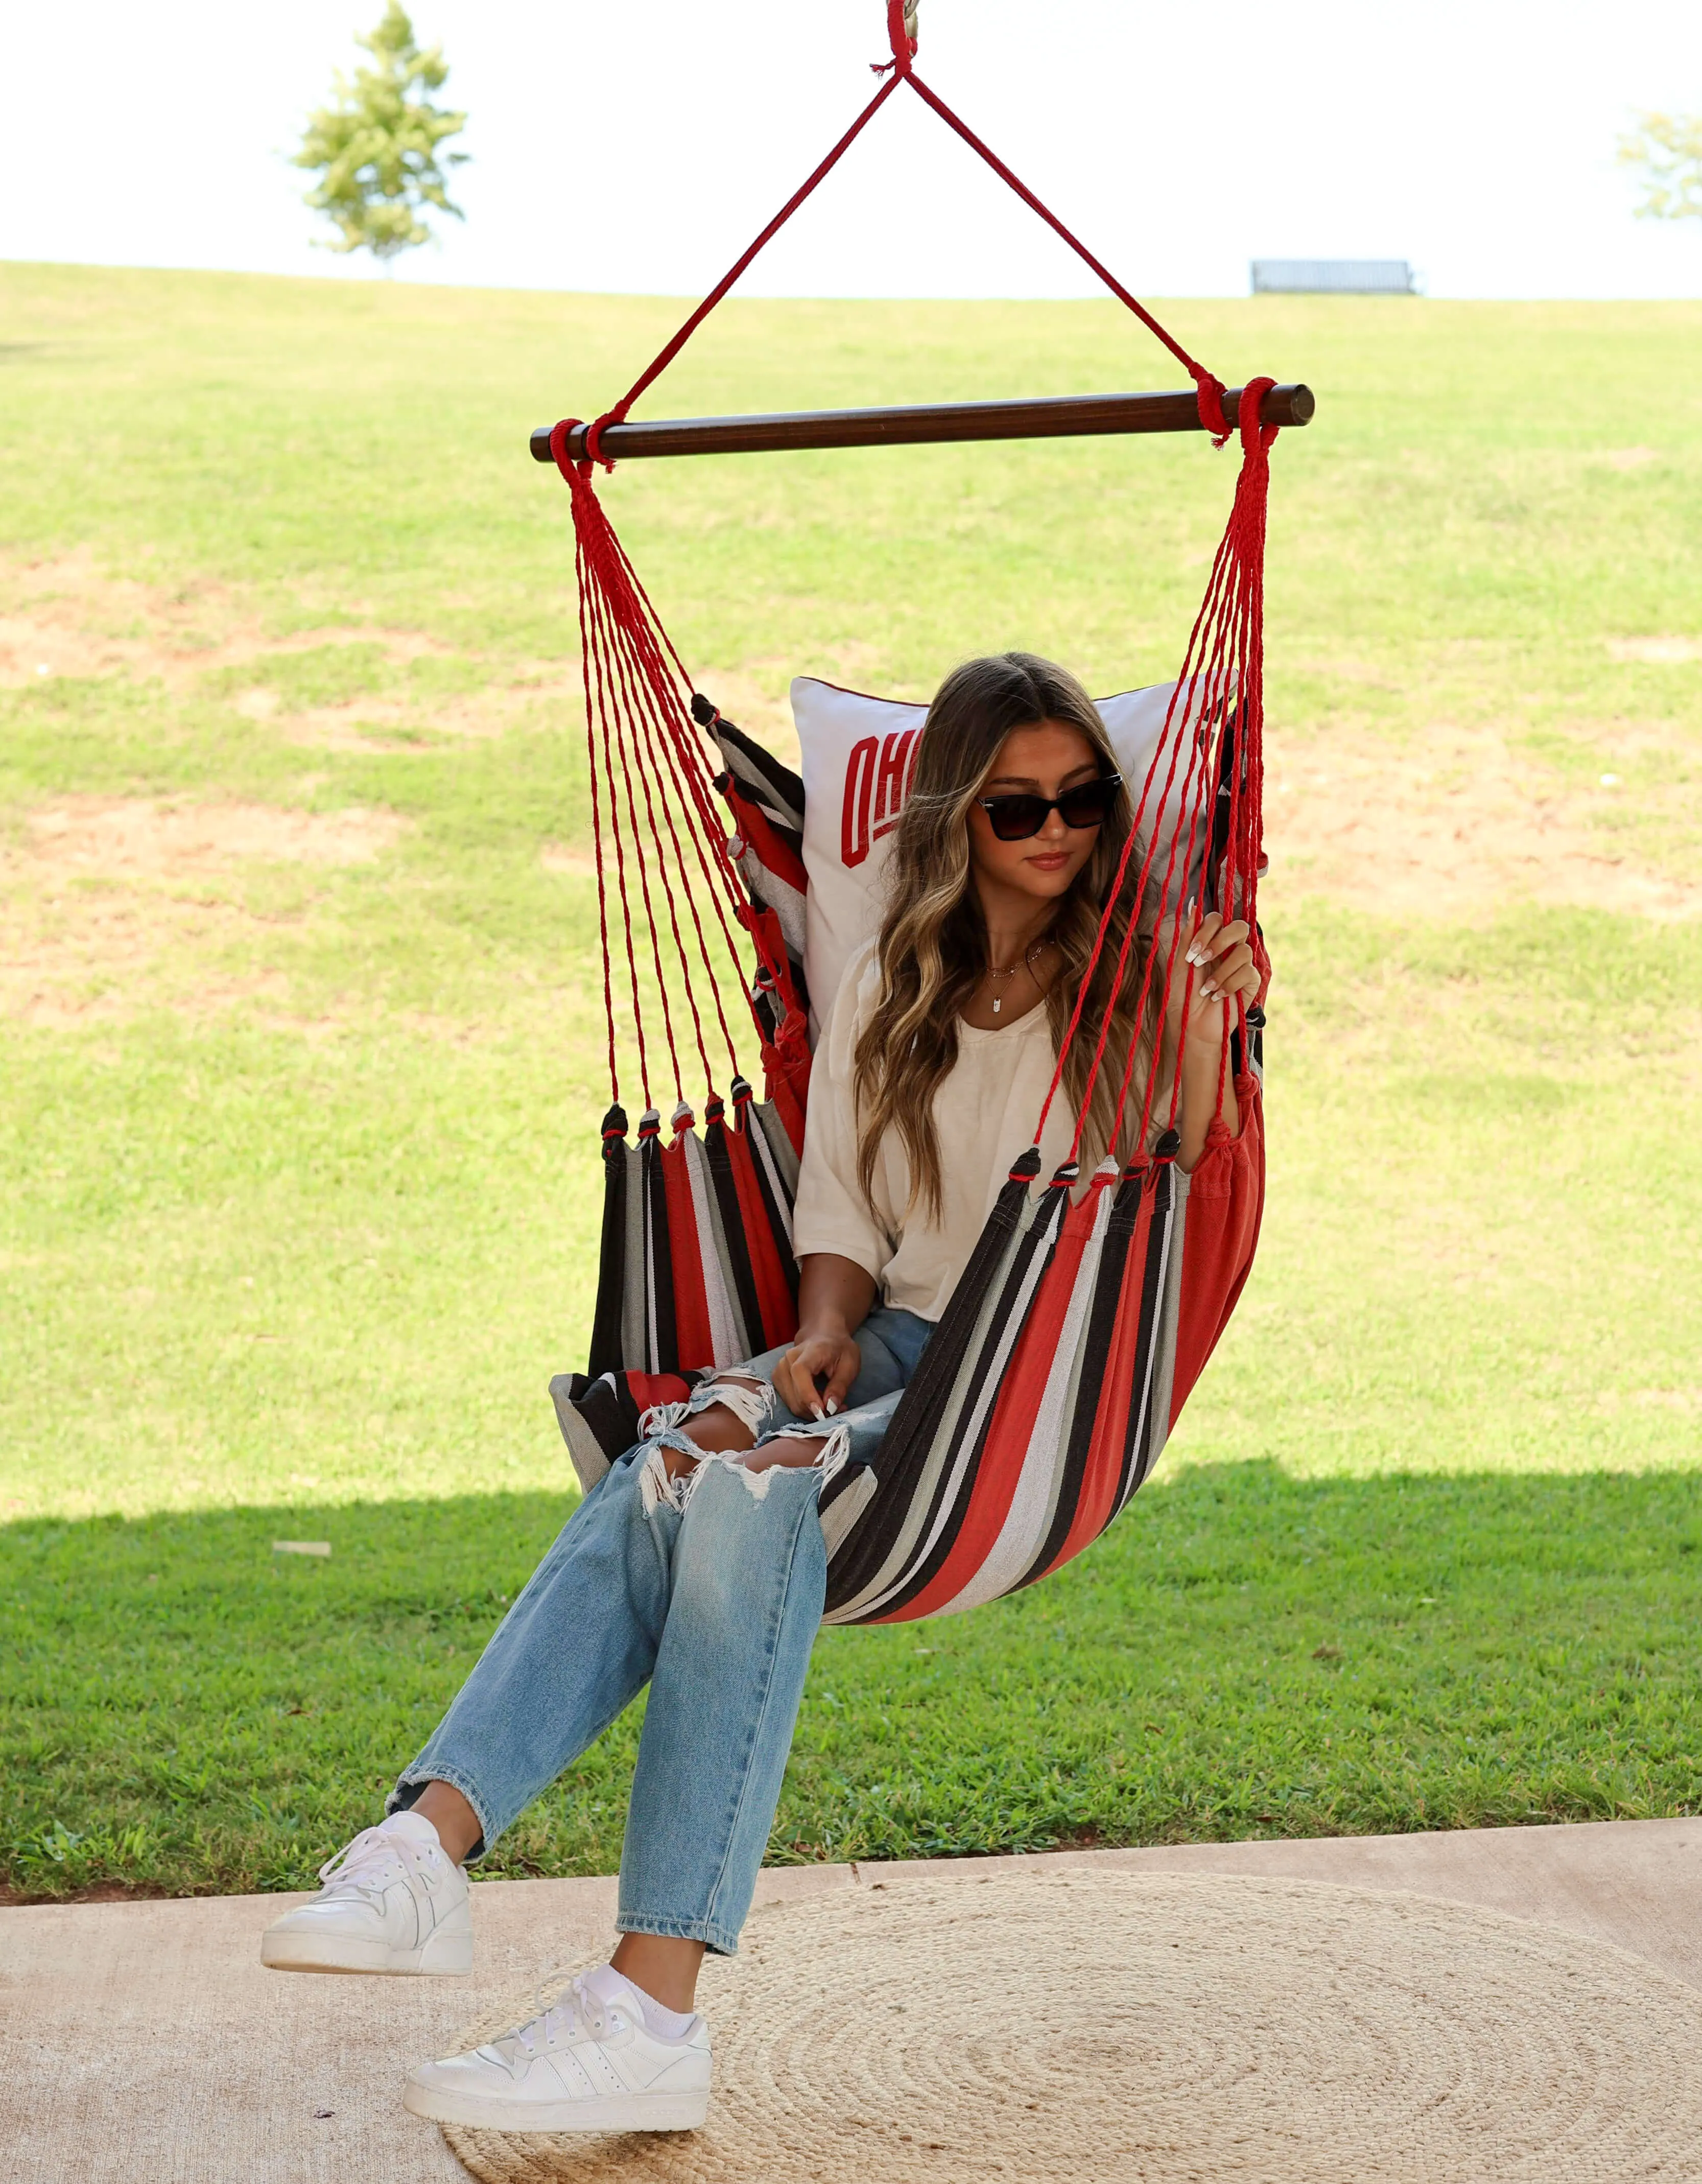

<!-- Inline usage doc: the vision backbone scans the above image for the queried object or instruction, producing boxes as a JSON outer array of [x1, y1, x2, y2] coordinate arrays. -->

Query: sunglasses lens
[[1057, 780, 1118, 829], [985, 796, 1050, 841], [980, 777, 1119, 841]]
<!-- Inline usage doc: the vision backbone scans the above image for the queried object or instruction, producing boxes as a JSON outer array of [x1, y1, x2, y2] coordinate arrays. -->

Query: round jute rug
[[440, 1868, 1702, 2183]]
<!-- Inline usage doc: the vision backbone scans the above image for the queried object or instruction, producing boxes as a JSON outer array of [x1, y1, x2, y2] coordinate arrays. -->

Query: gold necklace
[[985, 937, 1051, 1016]]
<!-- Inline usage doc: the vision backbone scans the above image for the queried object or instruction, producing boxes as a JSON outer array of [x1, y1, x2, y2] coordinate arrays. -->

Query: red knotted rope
[[1034, 381, 1278, 1163], [552, 5, 1275, 1119], [570, 3, 1229, 464]]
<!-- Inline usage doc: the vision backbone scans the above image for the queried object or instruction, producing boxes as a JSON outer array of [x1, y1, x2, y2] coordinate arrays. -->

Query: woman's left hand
[[1167, 911, 1262, 1030], [1163, 910, 1265, 1169]]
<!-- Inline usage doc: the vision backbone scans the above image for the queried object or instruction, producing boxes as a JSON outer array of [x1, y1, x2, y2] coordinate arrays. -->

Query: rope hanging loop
[[876, 0, 918, 74], [583, 412, 621, 473], [1239, 374, 1279, 452], [1195, 375, 1233, 447]]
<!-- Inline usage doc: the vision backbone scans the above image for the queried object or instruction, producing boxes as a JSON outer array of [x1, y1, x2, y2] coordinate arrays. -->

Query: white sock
[[583, 1959, 696, 2041], [383, 1809, 442, 1852]]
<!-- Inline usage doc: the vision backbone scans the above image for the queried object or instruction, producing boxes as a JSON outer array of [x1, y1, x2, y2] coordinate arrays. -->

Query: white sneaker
[[403, 1969, 712, 2132], [260, 1818, 472, 1975]]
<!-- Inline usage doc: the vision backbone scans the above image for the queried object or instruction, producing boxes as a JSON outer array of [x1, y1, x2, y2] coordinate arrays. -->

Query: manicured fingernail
[[1200, 982, 1218, 1000], [825, 1398, 839, 1415], [811, 1403, 823, 1420]]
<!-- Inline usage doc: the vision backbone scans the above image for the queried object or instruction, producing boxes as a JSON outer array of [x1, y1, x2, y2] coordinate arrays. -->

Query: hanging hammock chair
[[545, 1, 1307, 1626]]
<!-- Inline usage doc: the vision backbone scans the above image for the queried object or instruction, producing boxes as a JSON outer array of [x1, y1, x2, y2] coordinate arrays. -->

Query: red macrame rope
[[559, 435, 809, 1110], [1034, 381, 1277, 1162], [549, 9, 1276, 1130], [874, 0, 918, 74], [597, 590, 745, 1080], [565, 436, 782, 1003], [569, 448, 783, 1020], [580, 70, 906, 465], [589, 566, 737, 1101], [569, 530, 623, 1106], [561, 421, 649, 1106], [1033, 520, 1236, 1150], [571, 8, 1227, 464], [579, 529, 699, 1099], [596, 522, 772, 994], [591, 586, 719, 1095]]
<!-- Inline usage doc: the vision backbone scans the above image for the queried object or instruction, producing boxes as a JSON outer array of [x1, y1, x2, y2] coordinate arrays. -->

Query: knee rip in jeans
[[635, 1377, 851, 1518]]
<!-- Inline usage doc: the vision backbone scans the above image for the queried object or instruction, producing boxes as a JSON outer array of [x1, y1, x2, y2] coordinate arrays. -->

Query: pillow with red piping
[[702, 675, 1228, 1048], [790, 675, 1220, 1034]]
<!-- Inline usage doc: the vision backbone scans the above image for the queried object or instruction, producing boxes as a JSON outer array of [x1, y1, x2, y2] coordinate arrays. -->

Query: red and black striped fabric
[[696, 698, 810, 1031], [819, 1073, 1263, 1622], [550, 324, 1279, 1630], [557, 1057, 1263, 1625], [585, 1076, 802, 1386]]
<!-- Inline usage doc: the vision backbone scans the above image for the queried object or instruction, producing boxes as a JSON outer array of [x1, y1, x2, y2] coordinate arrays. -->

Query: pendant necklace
[[986, 937, 1052, 1015]]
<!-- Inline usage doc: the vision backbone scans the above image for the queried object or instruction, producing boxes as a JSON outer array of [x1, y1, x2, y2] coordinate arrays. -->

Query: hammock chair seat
[[541, 0, 1292, 1626]]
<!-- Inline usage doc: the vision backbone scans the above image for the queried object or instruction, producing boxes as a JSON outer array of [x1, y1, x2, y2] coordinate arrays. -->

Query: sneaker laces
[[316, 1823, 438, 1899], [503, 1974, 618, 2060]]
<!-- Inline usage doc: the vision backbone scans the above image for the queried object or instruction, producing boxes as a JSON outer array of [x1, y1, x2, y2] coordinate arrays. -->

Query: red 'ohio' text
[[841, 730, 920, 868]]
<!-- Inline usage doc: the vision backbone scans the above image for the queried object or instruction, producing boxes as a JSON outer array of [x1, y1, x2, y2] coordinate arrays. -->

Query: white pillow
[[791, 674, 1210, 1032]]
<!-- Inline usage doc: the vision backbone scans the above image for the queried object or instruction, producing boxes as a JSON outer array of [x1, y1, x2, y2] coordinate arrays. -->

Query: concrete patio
[[5, 1816, 1699, 2183]]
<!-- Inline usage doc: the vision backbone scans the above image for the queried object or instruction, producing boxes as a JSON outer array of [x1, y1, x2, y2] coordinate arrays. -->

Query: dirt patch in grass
[[1, 796, 407, 1026], [1263, 725, 1701, 923], [21, 797, 406, 877], [0, 547, 454, 694], [1, 549, 577, 749], [0, 888, 290, 1028], [230, 670, 582, 753], [1605, 637, 1702, 665], [540, 843, 599, 877]]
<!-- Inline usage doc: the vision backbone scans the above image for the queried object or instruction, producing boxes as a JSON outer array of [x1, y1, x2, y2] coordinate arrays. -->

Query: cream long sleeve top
[[791, 940, 1078, 1323]]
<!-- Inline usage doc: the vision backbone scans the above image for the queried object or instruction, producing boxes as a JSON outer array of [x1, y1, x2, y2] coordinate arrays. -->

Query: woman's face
[[965, 720, 1107, 907]]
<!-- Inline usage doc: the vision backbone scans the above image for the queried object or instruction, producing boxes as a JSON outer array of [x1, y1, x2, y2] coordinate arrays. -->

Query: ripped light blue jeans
[[390, 1306, 932, 1956]]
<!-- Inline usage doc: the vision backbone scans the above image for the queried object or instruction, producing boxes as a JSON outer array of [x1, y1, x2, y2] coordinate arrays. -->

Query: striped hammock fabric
[[584, 1079, 801, 1383], [541, 21, 1286, 1617], [557, 1045, 1262, 1625], [550, 361, 1279, 1619], [819, 1093, 1263, 1623]]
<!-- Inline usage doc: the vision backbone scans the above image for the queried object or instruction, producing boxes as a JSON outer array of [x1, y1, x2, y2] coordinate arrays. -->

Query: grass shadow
[[3, 1463, 1698, 1900]]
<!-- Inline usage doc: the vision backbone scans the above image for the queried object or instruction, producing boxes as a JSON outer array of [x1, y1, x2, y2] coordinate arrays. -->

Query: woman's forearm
[[795, 1253, 878, 1338]]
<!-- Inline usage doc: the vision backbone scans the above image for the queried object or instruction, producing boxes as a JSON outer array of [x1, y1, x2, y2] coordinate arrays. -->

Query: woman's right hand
[[772, 1327, 862, 1421]]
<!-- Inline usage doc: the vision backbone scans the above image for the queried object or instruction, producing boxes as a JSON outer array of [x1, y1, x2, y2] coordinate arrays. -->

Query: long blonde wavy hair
[[852, 652, 1160, 1220]]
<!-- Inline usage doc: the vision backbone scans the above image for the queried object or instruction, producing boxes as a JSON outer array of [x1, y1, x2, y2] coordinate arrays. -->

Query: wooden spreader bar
[[531, 383, 1314, 465]]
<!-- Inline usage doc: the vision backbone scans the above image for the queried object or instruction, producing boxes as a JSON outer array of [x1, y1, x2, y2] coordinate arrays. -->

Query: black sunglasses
[[976, 773, 1122, 842]]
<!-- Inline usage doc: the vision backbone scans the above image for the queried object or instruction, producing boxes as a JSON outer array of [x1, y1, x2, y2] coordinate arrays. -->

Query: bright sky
[[4, 0, 1698, 300]]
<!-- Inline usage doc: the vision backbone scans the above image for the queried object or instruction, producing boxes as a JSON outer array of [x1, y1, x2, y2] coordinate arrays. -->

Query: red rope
[[580, 69, 906, 465], [581, 534, 690, 1099], [874, 1, 917, 74], [897, 70, 1222, 413], [1032, 379, 1278, 1163], [571, 450, 781, 1026], [597, 587, 744, 1080], [568, 6, 1227, 464], [547, 8, 1275, 1122], [1033, 518, 1236, 1150]]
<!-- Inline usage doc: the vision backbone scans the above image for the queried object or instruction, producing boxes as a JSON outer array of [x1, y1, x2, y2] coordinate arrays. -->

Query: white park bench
[[1250, 260, 1418, 294]]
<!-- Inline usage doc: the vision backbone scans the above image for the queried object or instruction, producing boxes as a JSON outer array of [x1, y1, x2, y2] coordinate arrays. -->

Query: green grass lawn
[[2, 264, 1698, 1898]]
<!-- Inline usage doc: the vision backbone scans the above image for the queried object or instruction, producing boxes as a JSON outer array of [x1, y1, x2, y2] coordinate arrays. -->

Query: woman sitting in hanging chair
[[258, 651, 1262, 2136]]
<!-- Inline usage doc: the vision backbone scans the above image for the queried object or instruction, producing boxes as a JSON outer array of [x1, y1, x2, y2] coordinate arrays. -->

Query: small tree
[[296, 4, 468, 264], [1618, 110, 1702, 223]]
